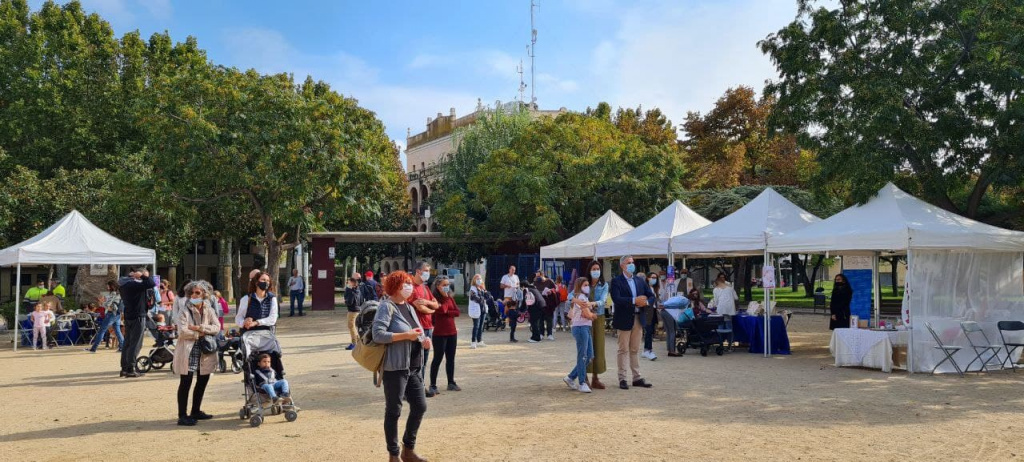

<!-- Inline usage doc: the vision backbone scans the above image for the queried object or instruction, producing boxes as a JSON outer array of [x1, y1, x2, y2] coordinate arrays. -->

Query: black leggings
[[429, 334, 457, 387], [178, 372, 210, 418]]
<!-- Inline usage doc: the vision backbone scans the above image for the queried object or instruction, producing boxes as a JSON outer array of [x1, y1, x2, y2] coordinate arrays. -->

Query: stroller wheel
[[700, 347, 708, 357], [285, 410, 298, 422], [716, 346, 725, 356], [135, 356, 152, 373], [152, 362, 165, 370], [239, 408, 247, 420], [249, 415, 263, 427]]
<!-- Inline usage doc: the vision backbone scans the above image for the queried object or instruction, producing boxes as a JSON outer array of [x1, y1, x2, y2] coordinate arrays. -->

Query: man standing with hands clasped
[[119, 267, 156, 378], [610, 255, 655, 390], [408, 261, 439, 385]]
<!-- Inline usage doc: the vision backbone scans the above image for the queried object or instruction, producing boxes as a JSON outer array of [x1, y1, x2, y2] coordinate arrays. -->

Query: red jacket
[[408, 283, 435, 330], [431, 296, 460, 336]]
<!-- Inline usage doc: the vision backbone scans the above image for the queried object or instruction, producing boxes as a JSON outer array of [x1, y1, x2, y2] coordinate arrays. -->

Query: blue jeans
[[420, 328, 433, 381], [90, 314, 124, 351], [471, 317, 483, 343], [641, 314, 655, 351], [567, 326, 594, 385], [289, 290, 305, 315], [261, 380, 290, 400]]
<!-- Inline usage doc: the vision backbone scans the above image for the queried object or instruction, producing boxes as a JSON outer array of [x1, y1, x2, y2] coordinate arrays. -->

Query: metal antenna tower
[[529, 0, 538, 108], [517, 59, 527, 104]]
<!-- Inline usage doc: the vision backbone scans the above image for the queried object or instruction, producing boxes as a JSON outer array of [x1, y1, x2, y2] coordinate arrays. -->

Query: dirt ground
[[2, 311, 1023, 462]]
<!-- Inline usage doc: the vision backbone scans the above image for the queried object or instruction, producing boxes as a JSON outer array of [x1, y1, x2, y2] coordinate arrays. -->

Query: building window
[[211, 240, 219, 256], [197, 240, 207, 255]]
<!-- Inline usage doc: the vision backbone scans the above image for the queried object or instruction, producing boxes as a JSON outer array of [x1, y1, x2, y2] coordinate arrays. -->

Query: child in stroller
[[484, 296, 506, 331], [217, 328, 243, 374], [253, 353, 292, 405], [238, 329, 299, 427], [136, 311, 176, 372]]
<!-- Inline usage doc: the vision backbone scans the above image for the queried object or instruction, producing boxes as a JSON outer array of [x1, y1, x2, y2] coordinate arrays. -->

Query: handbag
[[187, 304, 218, 354]]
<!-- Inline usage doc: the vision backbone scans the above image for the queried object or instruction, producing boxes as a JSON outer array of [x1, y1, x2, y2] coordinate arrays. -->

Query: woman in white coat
[[711, 273, 738, 316], [468, 274, 488, 348], [172, 280, 221, 426]]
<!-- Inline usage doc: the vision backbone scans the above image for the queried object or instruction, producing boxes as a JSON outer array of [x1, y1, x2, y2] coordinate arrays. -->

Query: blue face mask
[[189, 298, 203, 305], [590, 270, 600, 279], [626, 263, 636, 275]]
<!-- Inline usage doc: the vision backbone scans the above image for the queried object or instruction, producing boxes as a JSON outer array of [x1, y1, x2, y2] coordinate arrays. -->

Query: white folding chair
[[961, 321, 1003, 373], [924, 322, 964, 377], [55, 314, 77, 346]]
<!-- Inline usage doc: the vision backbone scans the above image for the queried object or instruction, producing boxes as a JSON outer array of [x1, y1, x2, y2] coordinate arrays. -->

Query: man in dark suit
[[610, 255, 655, 390], [118, 268, 156, 378]]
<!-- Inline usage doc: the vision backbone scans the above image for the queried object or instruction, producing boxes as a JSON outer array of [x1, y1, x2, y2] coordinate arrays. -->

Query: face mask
[[442, 286, 450, 293], [582, 285, 590, 294], [474, 278, 481, 285], [649, 278, 657, 286], [401, 283, 414, 298], [190, 298, 204, 305], [590, 270, 600, 279], [257, 281, 270, 291], [626, 263, 636, 274]]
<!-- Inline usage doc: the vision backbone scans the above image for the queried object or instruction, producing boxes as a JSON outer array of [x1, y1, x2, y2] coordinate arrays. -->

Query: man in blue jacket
[[610, 255, 655, 390]]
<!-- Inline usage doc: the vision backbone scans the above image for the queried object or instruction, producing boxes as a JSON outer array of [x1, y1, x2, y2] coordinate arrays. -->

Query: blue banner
[[844, 269, 873, 324]]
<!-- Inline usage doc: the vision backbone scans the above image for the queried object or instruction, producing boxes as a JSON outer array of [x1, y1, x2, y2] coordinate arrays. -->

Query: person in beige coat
[[172, 280, 221, 426]]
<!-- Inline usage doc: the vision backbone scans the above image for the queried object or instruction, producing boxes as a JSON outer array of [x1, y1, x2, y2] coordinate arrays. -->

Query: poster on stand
[[762, 265, 776, 289]]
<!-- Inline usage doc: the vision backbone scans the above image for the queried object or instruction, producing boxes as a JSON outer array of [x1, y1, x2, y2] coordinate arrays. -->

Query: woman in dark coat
[[829, 274, 853, 330]]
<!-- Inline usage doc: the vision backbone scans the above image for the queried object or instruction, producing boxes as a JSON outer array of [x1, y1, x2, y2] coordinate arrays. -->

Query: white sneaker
[[563, 376, 578, 390], [528, 339, 539, 343], [470, 342, 477, 349], [579, 383, 592, 393], [477, 342, 487, 347], [547, 335, 555, 341], [648, 351, 658, 361]]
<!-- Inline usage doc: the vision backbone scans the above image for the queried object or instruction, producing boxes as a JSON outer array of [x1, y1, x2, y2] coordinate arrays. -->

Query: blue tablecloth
[[19, 319, 80, 346], [732, 314, 790, 355]]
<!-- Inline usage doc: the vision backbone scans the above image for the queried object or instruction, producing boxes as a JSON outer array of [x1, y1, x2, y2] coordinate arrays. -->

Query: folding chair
[[996, 321, 1024, 372], [75, 313, 97, 345], [924, 322, 964, 377], [961, 321, 1003, 373], [54, 314, 78, 346]]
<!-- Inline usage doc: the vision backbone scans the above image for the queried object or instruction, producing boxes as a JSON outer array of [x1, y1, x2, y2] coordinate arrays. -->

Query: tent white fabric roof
[[671, 187, 821, 256], [595, 201, 711, 258], [768, 183, 1024, 254], [0, 210, 156, 266], [540, 210, 634, 259]]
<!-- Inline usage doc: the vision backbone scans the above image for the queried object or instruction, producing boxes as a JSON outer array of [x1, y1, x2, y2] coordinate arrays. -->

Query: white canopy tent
[[0, 210, 157, 351], [671, 187, 821, 256], [540, 210, 634, 259], [768, 183, 1024, 372], [595, 201, 711, 258], [670, 187, 821, 357]]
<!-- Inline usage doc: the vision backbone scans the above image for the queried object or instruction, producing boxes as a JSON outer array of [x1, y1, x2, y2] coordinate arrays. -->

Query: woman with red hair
[[371, 271, 432, 462]]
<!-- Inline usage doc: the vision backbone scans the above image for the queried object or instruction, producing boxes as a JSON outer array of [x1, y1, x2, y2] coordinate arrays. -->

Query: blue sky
[[50, 0, 801, 169]]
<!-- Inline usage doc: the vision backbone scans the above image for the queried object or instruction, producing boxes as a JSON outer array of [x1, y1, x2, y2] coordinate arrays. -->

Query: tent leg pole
[[873, 252, 881, 328], [764, 250, 770, 358], [14, 263, 21, 352]]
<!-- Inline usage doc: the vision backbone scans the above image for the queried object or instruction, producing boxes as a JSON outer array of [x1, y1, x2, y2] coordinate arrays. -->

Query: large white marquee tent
[[0, 210, 157, 351], [595, 201, 710, 258], [539, 210, 633, 259], [769, 183, 1024, 373]]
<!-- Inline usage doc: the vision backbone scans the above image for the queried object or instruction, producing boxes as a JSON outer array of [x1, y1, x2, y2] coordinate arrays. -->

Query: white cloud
[[584, 0, 797, 127], [80, 0, 134, 23], [221, 27, 479, 170], [138, 0, 171, 20], [538, 73, 578, 93], [407, 53, 453, 70]]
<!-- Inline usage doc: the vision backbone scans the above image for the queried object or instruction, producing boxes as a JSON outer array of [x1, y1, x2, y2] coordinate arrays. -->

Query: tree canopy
[[760, 0, 1024, 225]]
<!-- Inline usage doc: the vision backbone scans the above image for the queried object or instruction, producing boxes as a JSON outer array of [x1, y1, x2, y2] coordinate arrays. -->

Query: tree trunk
[[891, 256, 899, 296], [219, 238, 233, 304], [790, 253, 803, 293], [804, 255, 824, 297]]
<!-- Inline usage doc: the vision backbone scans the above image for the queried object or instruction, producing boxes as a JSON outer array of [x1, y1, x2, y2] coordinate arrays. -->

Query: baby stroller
[[677, 314, 727, 357], [237, 329, 299, 427], [484, 299, 506, 331], [217, 328, 244, 374], [136, 313, 176, 373]]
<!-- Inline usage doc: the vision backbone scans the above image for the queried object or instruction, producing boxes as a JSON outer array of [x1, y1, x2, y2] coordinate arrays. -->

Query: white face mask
[[582, 285, 590, 294], [400, 283, 414, 299]]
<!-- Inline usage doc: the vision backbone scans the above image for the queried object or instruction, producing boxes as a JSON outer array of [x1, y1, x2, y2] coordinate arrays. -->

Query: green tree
[[760, 0, 1024, 222], [681, 86, 816, 189], [145, 66, 405, 284], [466, 112, 685, 244]]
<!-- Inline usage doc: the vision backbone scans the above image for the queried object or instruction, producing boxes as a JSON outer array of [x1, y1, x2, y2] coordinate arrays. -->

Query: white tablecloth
[[829, 328, 907, 373]]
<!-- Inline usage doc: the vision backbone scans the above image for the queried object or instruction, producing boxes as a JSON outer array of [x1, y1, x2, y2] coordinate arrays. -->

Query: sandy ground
[[2, 311, 1023, 462]]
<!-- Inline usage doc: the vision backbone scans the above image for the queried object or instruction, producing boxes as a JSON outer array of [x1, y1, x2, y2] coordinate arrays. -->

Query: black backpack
[[354, 300, 381, 345]]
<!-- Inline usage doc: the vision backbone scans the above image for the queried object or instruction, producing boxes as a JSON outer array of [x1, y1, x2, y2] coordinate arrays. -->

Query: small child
[[563, 277, 597, 393], [253, 353, 291, 404], [31, 302, 54, 350]]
